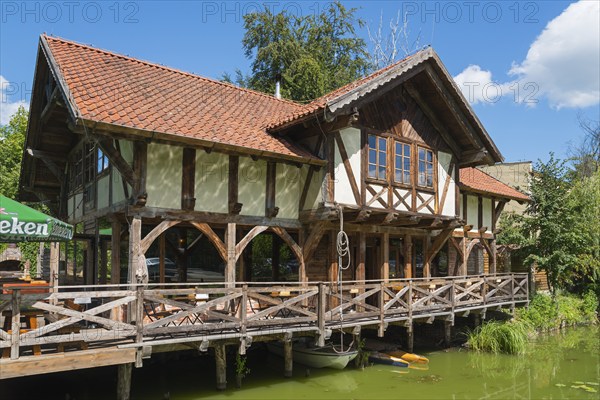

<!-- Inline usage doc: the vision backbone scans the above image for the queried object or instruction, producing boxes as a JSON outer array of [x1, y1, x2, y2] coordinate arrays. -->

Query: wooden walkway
[[0, 273, 528, 379]]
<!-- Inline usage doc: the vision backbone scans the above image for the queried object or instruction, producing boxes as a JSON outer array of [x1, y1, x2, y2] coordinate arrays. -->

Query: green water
[[2, 326, 599, 399]]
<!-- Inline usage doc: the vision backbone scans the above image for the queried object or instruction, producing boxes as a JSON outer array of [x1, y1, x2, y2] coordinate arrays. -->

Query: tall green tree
[[498, 154, 600, 295], [228, 2, 372, 102], [0, 106, 28, 199]]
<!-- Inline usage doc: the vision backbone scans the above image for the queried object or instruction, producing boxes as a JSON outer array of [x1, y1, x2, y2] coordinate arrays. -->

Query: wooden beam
[[96, 139, 137, 188], [299, 166, 316, 212], [235, 226, 269, 261], [132, 141, 147, 206], [265, 162, 278, 217], [424, 64, 484, 150], [26, 148, 66, 182], [357, 232, 366, 282], [404, 82, 461, 155], [302, 221, 327, 261], [181, 148, 196, 210], [459, 150, 489, 166], [190, 222, 227, 262], [140, 220, 181, 254], [425, 228, 454, 266], [334, 132, 361, 205], [404, 235, 412, 278], [0, 349, 136, 380], [225, 223, 236, 286], [228, 155, 242, 214]]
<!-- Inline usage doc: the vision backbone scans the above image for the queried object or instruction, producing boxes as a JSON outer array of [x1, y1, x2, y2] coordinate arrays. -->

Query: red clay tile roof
[[460, 168, 530, 202], [42, 35, 320, 163]]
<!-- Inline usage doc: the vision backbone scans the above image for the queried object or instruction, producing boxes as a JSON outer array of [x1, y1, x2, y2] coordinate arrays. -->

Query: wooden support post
[[117, 363, 133, 400], [382, 232, 389, 282], [444, 320, 452, 347], [215, 344, 227, 390], [357, 232, 366, 282], [424, 235, 432, 278], [49, 242, 59, 292], [226, 223, 236, 287], [404, 235, 412, 279], [159, 233, 166, 283], [10, 289, 21, 359], [111, 221, 121, 285], [407, 324, 414, 353], [490, 239, 497, 275], [317, 282, 326, 347], [461, 237, 468, 276], [283, 340, 293, 378], [128, 217, 142, 285], [100, 239, 108, 284]]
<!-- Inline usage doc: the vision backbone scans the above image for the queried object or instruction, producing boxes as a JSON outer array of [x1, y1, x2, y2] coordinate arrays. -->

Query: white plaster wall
[[393, 188, 412, 212], [146, 143, 182, 209], [366, 184, 387, 209], [459, 193, 463, 220], [111, 169, 129, 204], [437, 151, 456, 216], [276, 163, 300, 219], [482, 197, 492, 232], [416, 191, 434, 214], [97, 175, 110, 209], [467, 194, 479, 229], [118, 139, 133, 164], [301, 166, 323, 210], [238, 156, 266, 216], [334, 127, 361, 206], [195, 151, 228, 213]]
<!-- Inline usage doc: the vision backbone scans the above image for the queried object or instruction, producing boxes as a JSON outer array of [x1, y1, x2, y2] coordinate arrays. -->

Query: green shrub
[[467, 320, 532, 355], [581, 291, 599, 322]]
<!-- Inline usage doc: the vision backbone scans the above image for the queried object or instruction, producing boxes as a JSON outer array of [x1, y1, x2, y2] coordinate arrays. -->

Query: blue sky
[[1, 1, 599, 164]]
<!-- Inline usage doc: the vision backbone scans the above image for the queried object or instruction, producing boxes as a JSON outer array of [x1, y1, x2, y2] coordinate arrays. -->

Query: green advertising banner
[[0, 195, 73, 242]]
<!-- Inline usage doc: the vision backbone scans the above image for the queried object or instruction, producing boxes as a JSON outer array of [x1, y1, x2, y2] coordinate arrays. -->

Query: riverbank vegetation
[[467, 291, 598, 354]]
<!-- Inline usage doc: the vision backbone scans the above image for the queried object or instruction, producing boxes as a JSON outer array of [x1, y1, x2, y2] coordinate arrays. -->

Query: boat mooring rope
[[334, 204, 354, 354]]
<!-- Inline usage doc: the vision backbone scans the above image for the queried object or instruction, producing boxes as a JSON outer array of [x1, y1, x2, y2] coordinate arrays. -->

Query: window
[[97, 148, 109, 174], [368, 135, 387, 180], [418, 147, 434, 187], [394, 142, 411, 185]]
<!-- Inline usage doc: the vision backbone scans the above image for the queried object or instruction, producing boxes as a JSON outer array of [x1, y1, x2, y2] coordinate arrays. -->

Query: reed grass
[[467, 320, 532, 355]]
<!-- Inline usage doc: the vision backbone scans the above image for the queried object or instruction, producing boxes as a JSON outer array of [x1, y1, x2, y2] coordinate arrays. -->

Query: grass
[[467, 320, 532, 355], [467, 291, 598, 355]]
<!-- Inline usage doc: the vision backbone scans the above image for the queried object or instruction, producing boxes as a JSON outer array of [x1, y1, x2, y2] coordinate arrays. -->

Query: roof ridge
[[305, 48, 427, 107], [42, 34, 303, 108]]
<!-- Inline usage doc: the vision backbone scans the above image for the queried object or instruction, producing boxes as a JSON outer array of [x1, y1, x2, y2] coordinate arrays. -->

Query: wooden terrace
[[0, 273, 528, 381]]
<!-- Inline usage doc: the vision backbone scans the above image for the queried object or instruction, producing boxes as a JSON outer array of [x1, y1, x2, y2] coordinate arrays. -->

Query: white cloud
[[453, 1, 600, 109], [509, 1, 600, 109], [1, 75, 29, 126], [453, 65, 508, 105]]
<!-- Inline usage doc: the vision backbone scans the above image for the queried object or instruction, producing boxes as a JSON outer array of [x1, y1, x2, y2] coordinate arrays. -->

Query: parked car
[[146, 257, 178, 282]]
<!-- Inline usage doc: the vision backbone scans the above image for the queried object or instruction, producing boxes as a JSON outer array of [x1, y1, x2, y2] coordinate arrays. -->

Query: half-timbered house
[[19, 35, 528, 288], [0, 35, 533, 389]]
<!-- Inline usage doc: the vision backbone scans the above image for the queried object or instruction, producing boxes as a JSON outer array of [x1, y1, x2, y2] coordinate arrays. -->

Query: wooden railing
[[0, 274, 528, 362]]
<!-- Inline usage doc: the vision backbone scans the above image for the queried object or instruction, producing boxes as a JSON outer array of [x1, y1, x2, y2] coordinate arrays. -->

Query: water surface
[[2, 326, 598, 399]]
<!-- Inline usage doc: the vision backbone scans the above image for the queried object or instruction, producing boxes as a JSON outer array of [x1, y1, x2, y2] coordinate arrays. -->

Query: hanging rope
[[334, 204, 354, 353]]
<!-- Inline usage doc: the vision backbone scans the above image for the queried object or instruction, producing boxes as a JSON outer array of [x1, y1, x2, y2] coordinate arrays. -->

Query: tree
[[568, 116, 599, 179], [230, 2, 372, 102], [0, 106, 43, 271], [367, 10, 422, 70], [498, 154, 600, 296], [0, 106, 28, 199]]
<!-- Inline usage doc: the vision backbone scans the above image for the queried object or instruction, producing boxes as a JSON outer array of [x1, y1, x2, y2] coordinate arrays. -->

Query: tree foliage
[[0, 106, 28, 199], [0, 106, 44, 270], [226, 1, 372, 102], [498, 153, 600, 296]]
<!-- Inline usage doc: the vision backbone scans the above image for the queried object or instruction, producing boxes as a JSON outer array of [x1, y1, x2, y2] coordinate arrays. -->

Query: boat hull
[[369, 351, 409, 367], [267, 342, 357, 370]]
